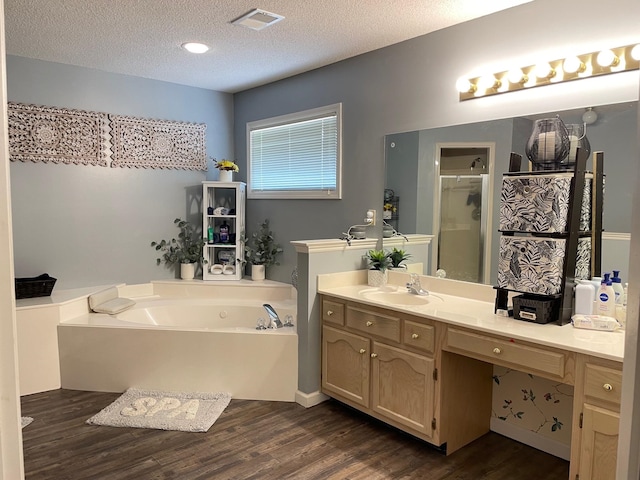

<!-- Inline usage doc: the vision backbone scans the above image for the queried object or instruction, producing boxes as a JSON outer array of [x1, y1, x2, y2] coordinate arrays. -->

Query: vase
[[180, 262, 195, 280], [565, 123, 591, 167], [251, 264, 266, 281], [218, 170, 234, 182], [524, 116, 570, 170], [367, 269, 388, 287]]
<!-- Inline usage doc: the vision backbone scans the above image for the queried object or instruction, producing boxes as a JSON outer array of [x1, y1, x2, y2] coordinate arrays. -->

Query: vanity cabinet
[[202, 181, 246, 281], [570, 356, 622, 480], [321, 295, 493, 453]]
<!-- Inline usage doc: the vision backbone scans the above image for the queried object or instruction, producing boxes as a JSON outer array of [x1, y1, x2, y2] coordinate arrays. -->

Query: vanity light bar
[[457, 43, 640, 101]]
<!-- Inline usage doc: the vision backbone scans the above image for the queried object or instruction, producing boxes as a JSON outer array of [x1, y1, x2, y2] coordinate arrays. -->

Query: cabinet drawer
[[403, 320, 435, 354], [497, 236, 591, 295], [322, 299, 345, 326], [346, 306, 400, 343], [499, 174, 591, 233], [584, 364, 623, 406], [446, 328, 566, 380]]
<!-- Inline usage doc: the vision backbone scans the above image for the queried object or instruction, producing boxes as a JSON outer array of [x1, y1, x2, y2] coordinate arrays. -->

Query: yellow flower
[[383, 203, 396, 212], [213, 158, 239, 172]]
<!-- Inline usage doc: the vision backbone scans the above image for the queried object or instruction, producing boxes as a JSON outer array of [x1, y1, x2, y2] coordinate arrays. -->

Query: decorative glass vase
[[525, 116, 570, 170], [565, 123, 591, 167], [218, 170, 234, 182]]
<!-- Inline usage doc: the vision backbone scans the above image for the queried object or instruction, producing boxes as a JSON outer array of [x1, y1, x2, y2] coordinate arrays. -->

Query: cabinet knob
[[493, 347, 502, 355], [327, 310, 333, 316], [411, 333, 419, 339], [370, 353, 378, 358], [603, 383, 613, 392], [366, 321, 373, 327], [359, 348, 366, 354]]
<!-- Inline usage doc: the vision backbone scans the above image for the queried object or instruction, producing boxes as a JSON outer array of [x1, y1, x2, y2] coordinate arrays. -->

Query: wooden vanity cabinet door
[[578, 404, 620, 480], [322, 325, 370, 408], [371, 341, 435, 437]]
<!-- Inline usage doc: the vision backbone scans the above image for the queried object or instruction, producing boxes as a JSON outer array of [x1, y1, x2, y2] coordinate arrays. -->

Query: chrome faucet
[[406, 273, 429, 296], [263, 304, 283, 328]]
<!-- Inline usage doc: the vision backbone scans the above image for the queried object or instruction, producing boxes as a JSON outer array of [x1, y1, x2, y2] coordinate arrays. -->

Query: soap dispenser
[[596, 277, 616, 317], [611, 270, 624, 304]]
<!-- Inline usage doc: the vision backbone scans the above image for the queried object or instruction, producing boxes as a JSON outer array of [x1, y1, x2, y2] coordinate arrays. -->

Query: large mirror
[[384, 101, 637, 284]]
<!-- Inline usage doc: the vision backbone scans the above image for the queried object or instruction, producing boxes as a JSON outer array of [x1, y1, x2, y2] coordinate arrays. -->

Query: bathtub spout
[[263, 304, 283, 328]]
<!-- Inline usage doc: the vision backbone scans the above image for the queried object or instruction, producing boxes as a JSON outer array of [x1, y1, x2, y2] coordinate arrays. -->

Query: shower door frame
[[431, 142, 495, 285]]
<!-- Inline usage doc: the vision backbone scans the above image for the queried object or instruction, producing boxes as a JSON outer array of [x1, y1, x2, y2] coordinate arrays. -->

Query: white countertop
[[317, 273, 624, 363]]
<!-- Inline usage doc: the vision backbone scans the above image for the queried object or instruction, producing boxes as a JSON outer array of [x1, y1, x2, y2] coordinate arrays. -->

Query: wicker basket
[[14, 274, 57, 299]]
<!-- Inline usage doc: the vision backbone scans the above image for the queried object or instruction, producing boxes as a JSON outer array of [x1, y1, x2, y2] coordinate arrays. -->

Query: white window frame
[[247, 103, 342, 199]]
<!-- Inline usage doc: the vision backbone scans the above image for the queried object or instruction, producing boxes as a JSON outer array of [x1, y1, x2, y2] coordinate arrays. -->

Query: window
[[247, 103, 342, 199]]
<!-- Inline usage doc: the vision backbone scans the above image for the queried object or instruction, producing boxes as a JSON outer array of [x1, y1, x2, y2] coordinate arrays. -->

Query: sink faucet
[[406, 273, 429, 296], [263, 304, 283, 328]]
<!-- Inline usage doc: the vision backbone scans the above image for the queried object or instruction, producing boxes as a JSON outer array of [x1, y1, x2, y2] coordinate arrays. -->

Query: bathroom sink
[[361, 290, 432, 306]]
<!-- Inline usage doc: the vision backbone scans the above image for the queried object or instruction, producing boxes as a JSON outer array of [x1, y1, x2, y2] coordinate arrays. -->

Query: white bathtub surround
[[16, 280, 298, 403], [86, 388, 231, 432], [180, 262, 195, 280]]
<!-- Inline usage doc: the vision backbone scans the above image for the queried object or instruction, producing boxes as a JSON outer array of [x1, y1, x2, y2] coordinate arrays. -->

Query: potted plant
[[150, 218, 206, 280], [243, 219, 283, 281], [366, 249, 391, 287], [389, 248, 411, 271], [213, 158, 239, 182]]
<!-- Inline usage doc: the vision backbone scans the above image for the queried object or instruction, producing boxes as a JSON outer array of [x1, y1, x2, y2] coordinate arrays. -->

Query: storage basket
[[513, 294, 560, 324], [15, 274, 57, 299]]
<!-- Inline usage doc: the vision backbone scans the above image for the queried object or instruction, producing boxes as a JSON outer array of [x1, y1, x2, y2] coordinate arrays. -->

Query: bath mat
[[21, 417, 33, 428], [86, 388, 231, 432]]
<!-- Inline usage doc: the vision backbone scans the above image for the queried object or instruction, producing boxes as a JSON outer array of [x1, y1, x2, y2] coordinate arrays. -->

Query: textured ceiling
[[5, 0, 530, 93]]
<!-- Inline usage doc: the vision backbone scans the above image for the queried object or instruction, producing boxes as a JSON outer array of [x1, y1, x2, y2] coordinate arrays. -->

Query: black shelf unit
[[494, 149, 604, 325]]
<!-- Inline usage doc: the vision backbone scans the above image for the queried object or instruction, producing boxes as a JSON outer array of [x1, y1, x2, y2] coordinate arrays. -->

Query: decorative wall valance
[[8, 102, 110, 166], [7, 102, 207, 171], [110, 115, 206, 170]]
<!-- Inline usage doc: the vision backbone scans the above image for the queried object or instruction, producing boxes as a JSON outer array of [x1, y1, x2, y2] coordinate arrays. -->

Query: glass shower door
[[437, 175, 489, 283]]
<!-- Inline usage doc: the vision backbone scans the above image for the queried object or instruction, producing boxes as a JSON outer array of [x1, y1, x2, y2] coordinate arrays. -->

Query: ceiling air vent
[[231, 9, 284, 31]]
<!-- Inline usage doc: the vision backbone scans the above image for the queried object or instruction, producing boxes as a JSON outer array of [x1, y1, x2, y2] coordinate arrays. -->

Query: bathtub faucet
[[263, 304, 283, 328]]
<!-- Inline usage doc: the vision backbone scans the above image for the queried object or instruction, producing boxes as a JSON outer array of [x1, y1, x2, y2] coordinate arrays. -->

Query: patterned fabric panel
[[499, 176, 591, 233], [498, 236, 592, 294]]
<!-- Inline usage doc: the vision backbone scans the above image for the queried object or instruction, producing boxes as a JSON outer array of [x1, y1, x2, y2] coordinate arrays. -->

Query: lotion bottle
[[611, 270, 624, 304], [596, 279, 616, 317], [574, 280, 595, 315]]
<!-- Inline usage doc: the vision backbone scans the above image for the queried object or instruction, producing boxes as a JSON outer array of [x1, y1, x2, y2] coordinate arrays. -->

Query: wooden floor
[[21, 389, 569, 480]]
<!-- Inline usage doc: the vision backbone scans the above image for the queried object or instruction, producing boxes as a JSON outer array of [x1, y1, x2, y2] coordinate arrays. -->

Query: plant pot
[[180, 262, 195, 280], [390, 266, 407, 272], [251, 264, 266, 281], [218, 170, 234, 182], [367, 269, 388, 287]]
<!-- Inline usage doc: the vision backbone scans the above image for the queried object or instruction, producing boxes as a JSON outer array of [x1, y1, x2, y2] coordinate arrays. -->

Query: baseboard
[[490, 417, 571, 460], [295, 390, 329, 408]]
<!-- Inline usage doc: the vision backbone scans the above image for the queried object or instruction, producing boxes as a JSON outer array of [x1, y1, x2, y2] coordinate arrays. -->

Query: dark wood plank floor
[[21, 389, 569, 480]]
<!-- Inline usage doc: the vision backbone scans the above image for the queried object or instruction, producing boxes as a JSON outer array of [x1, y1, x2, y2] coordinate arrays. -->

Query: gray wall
[[233, 0, 640, 285], [7, 56, 234, 289]]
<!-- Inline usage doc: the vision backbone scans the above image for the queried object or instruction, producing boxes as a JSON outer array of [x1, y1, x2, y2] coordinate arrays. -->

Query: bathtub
[[58, 295, 298, 402]]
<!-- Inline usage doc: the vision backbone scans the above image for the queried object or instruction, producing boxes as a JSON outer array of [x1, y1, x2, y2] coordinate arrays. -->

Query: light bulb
[[534, 62, 555, 79], [456, 77, 476, 94], [478, 75, 501, 90], [596, 49, 618, 67], [631, 44, 640, 61], [507, 68, 527, 84], [182, 42, 210, 54], [563, 56, 585, 74]]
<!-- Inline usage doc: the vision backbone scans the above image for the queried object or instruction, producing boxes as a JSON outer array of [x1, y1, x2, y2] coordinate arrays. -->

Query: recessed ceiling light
[[182, 42, 209, 54], [231, 8, 284, 31]]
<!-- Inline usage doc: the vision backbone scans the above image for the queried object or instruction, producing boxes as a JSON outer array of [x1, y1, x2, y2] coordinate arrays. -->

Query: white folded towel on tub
[[89, 287, 136, 314]]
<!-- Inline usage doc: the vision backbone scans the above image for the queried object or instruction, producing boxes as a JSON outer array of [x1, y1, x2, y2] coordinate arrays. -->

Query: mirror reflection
[[384, 101, 637, 284]]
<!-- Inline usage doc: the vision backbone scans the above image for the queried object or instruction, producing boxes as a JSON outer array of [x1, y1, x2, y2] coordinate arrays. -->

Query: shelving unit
[[494, 149, 603, 325], [202, 181, 246, 281]]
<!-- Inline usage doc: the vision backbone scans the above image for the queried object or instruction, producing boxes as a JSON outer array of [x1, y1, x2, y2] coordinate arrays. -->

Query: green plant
[[151, 218, 206, 266], [366, 249, 391, 271], [389, 248, 411, 268], [244, 219, 283, 267]]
